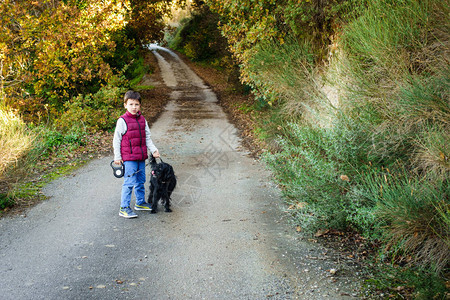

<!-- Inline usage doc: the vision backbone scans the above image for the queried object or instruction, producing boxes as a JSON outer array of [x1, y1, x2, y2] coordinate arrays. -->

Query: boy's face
[[124, 98, 141, 115]]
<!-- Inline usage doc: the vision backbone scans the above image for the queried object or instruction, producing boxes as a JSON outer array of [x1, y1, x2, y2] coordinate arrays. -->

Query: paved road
[[0, 46, 361, 299]]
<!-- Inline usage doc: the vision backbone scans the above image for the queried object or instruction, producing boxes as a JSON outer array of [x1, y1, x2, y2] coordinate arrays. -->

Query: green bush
[[263, 112, 379, 232], [342, 0, 444, 100], [55, 74, 126, 131], [36, 128, 87, 158]]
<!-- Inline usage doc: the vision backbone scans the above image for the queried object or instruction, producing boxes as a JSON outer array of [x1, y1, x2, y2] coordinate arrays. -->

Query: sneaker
[[134, 203, 152, 211], [119, 207, 138, 218]]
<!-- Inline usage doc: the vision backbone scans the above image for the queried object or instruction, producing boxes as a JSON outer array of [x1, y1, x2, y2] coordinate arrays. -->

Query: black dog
[[148, 156, 176, 213]]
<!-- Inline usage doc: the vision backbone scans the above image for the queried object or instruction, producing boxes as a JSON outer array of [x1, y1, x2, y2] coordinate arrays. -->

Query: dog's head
[[151, 159, 175, 183]]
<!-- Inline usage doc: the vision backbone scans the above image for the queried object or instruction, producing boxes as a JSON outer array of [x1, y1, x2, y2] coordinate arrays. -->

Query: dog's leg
[[151, 187, 162, 214], [164, 196, 172, 213], [150, 192, 158, 213], [164, 184, 172, 212], [148, 181, 154, 205], [164, 179, 176, 212], [149, 179, 158, 213]]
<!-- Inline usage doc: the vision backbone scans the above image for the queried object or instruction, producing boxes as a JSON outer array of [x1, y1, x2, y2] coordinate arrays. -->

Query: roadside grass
[[239, 0, 449, 297], [0, 106, 36, 180], [0, 124, 101, 215], [0, 106, 36, 210], [6, 157, 90, 214], [246, 37, 317, 112]]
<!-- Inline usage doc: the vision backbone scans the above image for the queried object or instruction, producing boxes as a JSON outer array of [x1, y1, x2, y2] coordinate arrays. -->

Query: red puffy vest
[[120, 111, 148, 161]]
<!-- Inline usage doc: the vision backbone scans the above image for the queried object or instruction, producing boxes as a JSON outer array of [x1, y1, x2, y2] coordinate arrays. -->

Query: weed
[[0, 193, 14, 210]]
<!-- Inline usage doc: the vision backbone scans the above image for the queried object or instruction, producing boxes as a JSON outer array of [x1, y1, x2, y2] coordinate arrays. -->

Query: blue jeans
[[121, 160, 146, 208]]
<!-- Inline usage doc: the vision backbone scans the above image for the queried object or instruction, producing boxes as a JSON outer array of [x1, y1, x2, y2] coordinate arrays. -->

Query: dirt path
[[0, 46, 361, 299]]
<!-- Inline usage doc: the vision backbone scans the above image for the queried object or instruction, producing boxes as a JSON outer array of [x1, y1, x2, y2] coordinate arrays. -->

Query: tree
[[0, 0, 170, 121]]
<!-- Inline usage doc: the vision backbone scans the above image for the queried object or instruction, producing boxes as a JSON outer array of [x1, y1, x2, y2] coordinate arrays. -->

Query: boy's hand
[[152, 150, 160, 158], [114, 160, 123, 165]]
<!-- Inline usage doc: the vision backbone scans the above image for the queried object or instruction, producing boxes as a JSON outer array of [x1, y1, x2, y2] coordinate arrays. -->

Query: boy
[[113, 90, 160, 218]]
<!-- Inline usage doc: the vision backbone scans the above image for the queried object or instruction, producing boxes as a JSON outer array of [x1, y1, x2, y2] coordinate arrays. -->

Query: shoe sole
[[134, 207, 151, 211], [119, 213, 138, 218]]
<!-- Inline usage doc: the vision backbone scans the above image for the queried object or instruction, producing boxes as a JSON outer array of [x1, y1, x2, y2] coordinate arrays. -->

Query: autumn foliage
[[0, 0, 169, 124]]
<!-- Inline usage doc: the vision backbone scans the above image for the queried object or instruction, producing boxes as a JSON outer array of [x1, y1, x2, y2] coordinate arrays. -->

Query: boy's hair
[[124, 90, 141, 103]]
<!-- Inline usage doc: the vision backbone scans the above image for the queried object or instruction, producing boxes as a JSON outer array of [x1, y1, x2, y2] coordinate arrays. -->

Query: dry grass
[[413, 125, 450, 177], [0, 106, 35, 180]]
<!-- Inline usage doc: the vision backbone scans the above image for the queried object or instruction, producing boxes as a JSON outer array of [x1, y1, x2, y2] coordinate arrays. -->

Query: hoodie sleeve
[[145, 120, 158, 155]]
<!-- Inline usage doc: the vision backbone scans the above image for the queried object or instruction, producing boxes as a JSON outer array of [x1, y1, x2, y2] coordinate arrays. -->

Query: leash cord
[[127, 157, 164, 177]]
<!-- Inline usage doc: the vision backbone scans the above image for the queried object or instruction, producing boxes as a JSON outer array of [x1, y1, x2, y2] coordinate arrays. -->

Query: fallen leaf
[[340, 175, 350, 182], [315, 229, 330, 237]]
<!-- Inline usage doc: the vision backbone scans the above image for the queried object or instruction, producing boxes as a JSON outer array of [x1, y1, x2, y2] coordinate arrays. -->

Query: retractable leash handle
[[110, 161, 125, 178]]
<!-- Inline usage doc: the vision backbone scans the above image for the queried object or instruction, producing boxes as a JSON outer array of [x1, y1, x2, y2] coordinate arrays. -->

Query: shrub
[[263, 112, 379, 232], [35, 127, 87, 158], [55, 74, 126, 131]]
